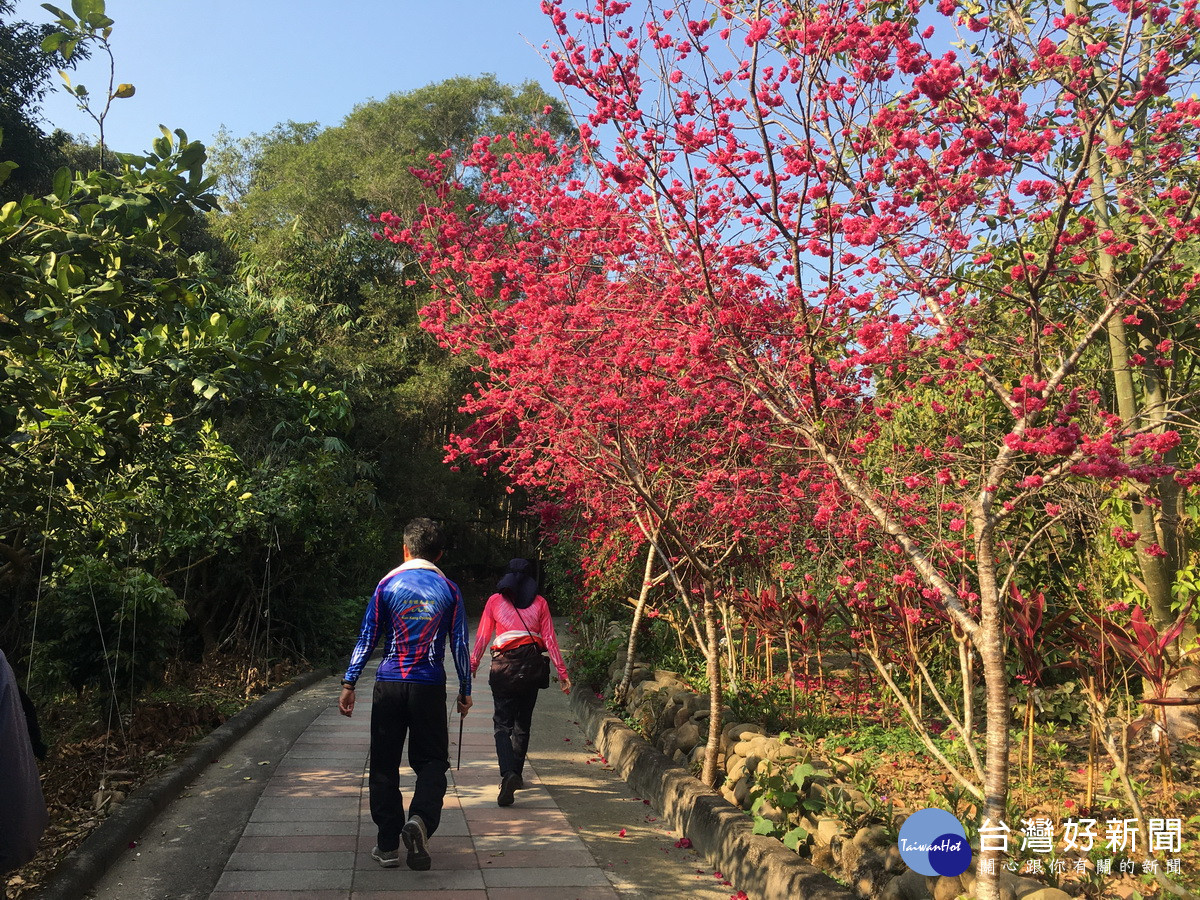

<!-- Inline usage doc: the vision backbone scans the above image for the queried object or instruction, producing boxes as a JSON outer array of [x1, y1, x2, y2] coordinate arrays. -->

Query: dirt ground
[[5, 657, 304, 899]]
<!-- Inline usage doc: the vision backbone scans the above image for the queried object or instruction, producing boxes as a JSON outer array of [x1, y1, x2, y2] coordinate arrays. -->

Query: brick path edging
[[570, 690, 855, 900]]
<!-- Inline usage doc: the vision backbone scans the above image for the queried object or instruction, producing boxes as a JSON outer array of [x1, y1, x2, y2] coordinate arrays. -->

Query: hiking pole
[[456, 695, 465, 770]]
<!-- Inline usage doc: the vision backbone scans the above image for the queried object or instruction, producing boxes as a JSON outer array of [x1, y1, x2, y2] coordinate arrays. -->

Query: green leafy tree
[[0, 0, 386, 684], [38, 0, 137, 167], [209, 76, 577, 569], [37, 557, 186, 696], [214, 76, 574, 251], [0, 128, 310, 651], [0, 0, 78, 199]]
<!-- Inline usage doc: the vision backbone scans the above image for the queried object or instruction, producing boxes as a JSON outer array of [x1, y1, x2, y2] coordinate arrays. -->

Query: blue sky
[[11, 0, 562, 153]]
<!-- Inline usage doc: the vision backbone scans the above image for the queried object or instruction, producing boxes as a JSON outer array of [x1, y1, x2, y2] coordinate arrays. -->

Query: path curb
[[33, 666, 336, 900], [571, 690, 855, 900]]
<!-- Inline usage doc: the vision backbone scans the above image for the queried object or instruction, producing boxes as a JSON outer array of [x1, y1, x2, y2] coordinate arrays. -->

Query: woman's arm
[[470, 595, 499, 674], [535, 597, 570, 685]]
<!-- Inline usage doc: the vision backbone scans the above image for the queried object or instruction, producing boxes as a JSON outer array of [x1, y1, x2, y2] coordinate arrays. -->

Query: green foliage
[[540, 530, 583, 614], [212, 75, 575, 252], [829, 722, 946, 757], [748, 759, 822, 851], [35, 556, 186, 696], [205, 76, 580, 574], [568, 616, 624, 690], [1094, 496, 1153, 610], [0, 110, 364, 672], [0, 127, 276, 445], [724, 679, 800, 734], [0, 127, 300, 553], [271, 594, 363, 667], [0, 0, 79, 199], [1010, 681, 1089, 726]]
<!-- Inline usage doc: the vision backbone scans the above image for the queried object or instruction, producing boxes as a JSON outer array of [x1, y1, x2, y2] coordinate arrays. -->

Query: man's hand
[[456, 694, 473, 716], [338, 685, 356, 717], [560, 677, 572, 695]]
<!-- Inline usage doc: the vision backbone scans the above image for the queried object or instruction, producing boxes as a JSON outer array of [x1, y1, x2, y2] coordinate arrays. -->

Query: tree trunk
[[615, 539, 658, 704], [719, 600, 737, 691], [701, 582, 723, 786], [975, 533, 1011, 900]]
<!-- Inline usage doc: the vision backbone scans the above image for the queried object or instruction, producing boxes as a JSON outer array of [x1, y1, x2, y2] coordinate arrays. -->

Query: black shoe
[[401, 815, 431, 871], [513, 773, 524, 790], [498, 772, 519, 807]]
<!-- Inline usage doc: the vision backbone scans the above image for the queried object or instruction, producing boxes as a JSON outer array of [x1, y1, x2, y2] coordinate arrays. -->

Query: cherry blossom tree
[[386, 0, 1200, 894], [523, 0, 1200, 894], [382, 140, 820, 783]]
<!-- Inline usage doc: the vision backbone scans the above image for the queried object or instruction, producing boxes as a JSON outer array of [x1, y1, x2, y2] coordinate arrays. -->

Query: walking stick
[[456, 695, 465, 770]]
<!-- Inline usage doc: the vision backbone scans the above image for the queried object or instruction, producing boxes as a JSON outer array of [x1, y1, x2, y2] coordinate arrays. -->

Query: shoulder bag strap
[[511, 603, 542, 646]]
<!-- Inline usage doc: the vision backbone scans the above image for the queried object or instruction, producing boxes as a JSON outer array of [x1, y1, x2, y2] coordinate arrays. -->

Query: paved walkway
[[88, 626, 736, 899], [209, 676, 621, 899]]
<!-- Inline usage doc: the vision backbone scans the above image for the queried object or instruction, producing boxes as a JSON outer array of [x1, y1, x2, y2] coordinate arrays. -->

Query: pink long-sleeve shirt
[[471, 593, 569, 682]]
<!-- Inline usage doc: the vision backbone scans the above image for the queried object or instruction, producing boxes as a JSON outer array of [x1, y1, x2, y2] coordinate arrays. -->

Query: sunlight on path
[[208, 665, 621, 899]]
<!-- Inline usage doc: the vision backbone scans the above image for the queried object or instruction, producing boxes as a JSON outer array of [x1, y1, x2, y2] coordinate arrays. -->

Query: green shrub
[[830, 722, 947, 756], [749, 759, 822, 851], [35, 557, 186, 697], [541, 533, 584, 614], [274, 594, 364, 667], [1010, 681, 1089, 726], [567, 617, 625, 690]]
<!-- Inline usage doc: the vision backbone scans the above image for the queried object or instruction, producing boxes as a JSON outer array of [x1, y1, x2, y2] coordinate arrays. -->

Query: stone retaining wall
[[598, 656, 1071, 900], [570, 686, 853, 900]]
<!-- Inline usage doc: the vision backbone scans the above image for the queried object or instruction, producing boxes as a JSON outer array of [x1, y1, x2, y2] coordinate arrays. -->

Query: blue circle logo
[[897, 808, 972, 877]]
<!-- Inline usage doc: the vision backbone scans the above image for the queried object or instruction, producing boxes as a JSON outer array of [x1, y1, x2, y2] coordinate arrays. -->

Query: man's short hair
[[404, 518, 445, 560]]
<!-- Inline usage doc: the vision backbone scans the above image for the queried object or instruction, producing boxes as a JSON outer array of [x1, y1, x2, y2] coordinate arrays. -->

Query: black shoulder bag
[[488, 605, 552, 696]]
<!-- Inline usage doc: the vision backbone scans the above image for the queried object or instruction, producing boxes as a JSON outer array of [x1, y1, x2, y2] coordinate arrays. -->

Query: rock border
[[571, 688, 855, 900], [32, 666, 337, 900]]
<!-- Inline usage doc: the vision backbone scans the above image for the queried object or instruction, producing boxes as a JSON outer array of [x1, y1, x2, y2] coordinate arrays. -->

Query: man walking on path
[[338, 517, 472, 871]]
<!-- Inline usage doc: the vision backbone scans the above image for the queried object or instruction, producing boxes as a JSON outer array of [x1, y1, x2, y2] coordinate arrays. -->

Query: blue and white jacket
[[343, 558, 472, 697]]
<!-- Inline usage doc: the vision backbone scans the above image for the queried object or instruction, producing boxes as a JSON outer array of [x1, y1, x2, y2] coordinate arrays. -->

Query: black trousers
[[492, 688, 539, 778], [369, 681, 449, 851]]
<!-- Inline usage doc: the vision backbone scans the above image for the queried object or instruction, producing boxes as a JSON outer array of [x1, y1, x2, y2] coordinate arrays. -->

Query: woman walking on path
[[471, 558, 570, 806]]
